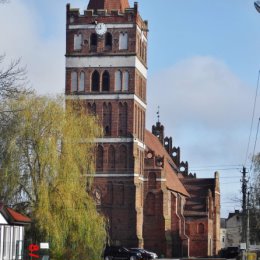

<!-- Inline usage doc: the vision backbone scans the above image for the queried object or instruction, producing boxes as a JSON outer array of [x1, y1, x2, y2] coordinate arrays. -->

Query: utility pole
[[241, 166, 248, 243], [246, 191, 250, 250]]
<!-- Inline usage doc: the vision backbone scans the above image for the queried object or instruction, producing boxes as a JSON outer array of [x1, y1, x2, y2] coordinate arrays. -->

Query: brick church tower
[[65, 0, 148, 247]]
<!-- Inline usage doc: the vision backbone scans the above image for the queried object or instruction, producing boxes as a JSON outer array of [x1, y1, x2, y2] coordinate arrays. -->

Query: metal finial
[[156, 106, 160, 123]]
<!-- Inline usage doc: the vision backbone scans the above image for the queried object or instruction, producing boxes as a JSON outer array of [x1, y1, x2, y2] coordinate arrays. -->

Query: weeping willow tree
[[0, 94, 106, 260]]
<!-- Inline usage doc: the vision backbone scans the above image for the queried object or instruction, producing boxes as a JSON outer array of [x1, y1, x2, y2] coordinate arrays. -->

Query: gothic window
[[123, 71, 129, 91], [119, 145, 127, 169], [198, 223, 204, 234], [148, 172, 156, 189], [102, 71, 110, 91], [146, 192, 155, 215], [118, 102, 128, 136], [103, 103, 112, 136], [92, 71, 100, 92], [71, 71, 78, 92], [115, 70, 122, 91], [74, 33, 82, 50], [90, 33, 97, 51], [96, 145, 104, 171], [79, 71, 85, 92], [119, 32, 128, 50], [105, 32, 112, 49], [108, 145, 116, 169]]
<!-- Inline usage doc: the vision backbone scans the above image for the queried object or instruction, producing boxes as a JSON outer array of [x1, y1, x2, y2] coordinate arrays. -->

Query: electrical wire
[[249, 117, 260, 173], [244, 70, 260, 166]]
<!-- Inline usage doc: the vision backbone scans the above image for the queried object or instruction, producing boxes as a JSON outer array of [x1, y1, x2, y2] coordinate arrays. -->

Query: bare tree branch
[[0, 54, 31, 99]]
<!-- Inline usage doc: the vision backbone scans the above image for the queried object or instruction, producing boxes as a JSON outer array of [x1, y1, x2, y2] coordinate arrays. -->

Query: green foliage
[[0, 94, 106, 260]]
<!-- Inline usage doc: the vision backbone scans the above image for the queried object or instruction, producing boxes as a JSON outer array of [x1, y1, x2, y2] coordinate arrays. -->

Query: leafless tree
[[0, 55, 30, 99]]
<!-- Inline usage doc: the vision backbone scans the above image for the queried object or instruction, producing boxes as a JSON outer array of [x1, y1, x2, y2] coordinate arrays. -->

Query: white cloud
[[0, 0, 65, 95]]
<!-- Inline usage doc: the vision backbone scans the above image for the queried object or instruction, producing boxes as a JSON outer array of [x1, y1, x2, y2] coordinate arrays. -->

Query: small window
[[102, 71, 110, 91], [105, 32, 112, 49], [71, 71, 78, 92], [123, 71, 129, 91], [90, 33, 97, 51], [119, 32, 128, 50], [74, 34, 82, 50], [79, 71, 85, 91], [92, 71, 100, 91]]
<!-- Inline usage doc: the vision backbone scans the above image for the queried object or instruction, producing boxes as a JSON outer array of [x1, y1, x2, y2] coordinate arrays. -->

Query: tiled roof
[[180, 178, 215, 215], [87, 0, 130, 12], [145, 130, 189, 197], [6, 207, 31, 223]]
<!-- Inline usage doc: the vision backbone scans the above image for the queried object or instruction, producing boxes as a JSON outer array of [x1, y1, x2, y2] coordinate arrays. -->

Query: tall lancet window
[[119, 145, 127, 169], [74, 34, 82, 50], [123, 71, 129, 91], [118, 102, 128, 136], [119, 32, 128, 50], [79, 71, 85, 92], [115, 70, 122, 91], [102, 71, 110, 91], [92, 71, 100, 92], [103, 103, 112, 136], [96, 145, 104, 171], [71, 71, 78, 92], [108, 145, 116, 169]]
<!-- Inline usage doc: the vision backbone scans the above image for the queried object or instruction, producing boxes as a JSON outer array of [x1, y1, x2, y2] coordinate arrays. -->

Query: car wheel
[[130, 256, 136, 260]]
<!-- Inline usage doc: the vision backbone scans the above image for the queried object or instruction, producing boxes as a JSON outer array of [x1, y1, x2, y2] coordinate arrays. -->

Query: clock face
[[95, 23, 107, 36]]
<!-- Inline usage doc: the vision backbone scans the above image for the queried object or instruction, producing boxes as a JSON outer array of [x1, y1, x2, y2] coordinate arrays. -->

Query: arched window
[[123, 71, 129, 91], [198, 223, 204, 234], [79, 71, 85, 91], [74, 34, 82, 50], [96, 145, 104, 171], [118, 102, 128, 136], [102, 71, 110, 91], [103, 103, 112, 136], [148, 172, 156, 189], [119, 32, 128, 50], [92, 71, 100, 92], [105, 32, 112, 49], [119, 145, 127, 169], [146, 193, 155, 215], [108, 145, 116, 169], [115, 70, 122, 91], [90, 33, 97, 51], [71, 71, 78, 92]]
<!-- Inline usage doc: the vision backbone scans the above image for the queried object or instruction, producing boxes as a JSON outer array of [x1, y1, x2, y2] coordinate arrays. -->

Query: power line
[[244, 70, 260, 166], [249, 117, 260, 175]]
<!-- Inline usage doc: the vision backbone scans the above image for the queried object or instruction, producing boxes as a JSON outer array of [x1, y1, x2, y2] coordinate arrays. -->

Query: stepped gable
[[145, 130, 190, 197], [87, 0, 130, 12], [180, 178, 215, 215]]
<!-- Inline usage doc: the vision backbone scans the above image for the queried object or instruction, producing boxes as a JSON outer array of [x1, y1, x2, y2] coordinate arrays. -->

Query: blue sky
[[0, 0, 260, 217]]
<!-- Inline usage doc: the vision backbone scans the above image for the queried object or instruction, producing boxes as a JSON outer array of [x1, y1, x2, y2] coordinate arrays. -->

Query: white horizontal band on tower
[[66, 56, 147, 79], [66, 94, 147, 110]]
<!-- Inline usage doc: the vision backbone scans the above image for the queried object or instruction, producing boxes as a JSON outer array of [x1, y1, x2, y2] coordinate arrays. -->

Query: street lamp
[[254, 1, 260, 13]]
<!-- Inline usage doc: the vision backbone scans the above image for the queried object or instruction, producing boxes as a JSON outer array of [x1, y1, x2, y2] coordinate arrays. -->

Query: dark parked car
[[220, 247, 240, 258], [104, 246, 143, 260], [130, 248, 158, 260]]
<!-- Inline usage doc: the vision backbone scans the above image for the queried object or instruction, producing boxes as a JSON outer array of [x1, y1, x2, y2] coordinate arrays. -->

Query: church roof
[[145, 130, 190, 197], [87, 0, 130, 12], [180, 178, 215, 215]]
